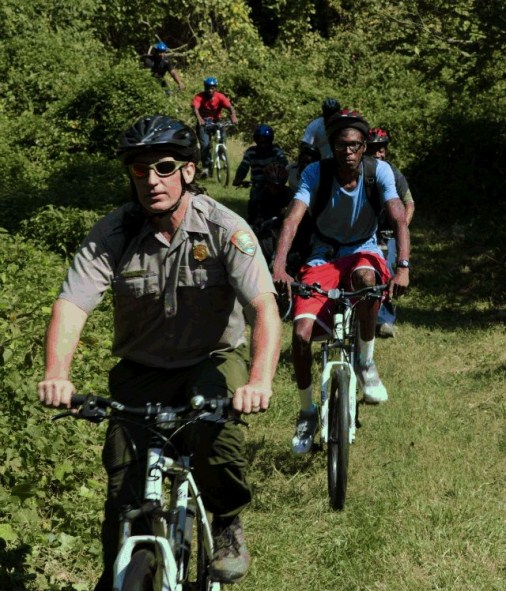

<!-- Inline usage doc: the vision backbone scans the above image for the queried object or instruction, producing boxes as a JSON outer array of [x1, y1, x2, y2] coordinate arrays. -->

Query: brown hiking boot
[[209, 515, 250, 583]]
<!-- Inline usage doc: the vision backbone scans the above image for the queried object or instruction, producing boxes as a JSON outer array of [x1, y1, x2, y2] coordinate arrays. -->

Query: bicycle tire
[[327, 368, 350, 510], [121, 548, 157, 591], [215, 146, 229, 187]]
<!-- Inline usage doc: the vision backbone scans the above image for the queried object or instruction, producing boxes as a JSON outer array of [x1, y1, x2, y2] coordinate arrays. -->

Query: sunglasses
[[333, 141, 365, 154], [129, 159, 186, 179]]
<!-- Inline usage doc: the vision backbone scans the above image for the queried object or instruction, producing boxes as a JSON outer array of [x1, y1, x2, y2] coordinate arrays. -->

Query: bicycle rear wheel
[[215, 146, 229, 186], [327, 368, 350, 510], [121, 548, 156, 591]]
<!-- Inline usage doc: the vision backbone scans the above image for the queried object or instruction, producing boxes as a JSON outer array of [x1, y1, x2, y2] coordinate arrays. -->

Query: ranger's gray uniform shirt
[[60, 194, 276, 369]]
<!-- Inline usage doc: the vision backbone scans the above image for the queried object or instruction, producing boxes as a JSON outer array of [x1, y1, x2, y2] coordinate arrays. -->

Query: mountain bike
[[291, 282, 387, 510], [204, 120, 234, 186], [53, 393, 240, 591]]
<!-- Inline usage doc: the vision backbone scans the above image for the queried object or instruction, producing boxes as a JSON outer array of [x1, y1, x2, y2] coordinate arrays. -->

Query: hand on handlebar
[[233, 382, 272, 414], [387, 268, 409, 300], [272, 264, 294, 294], [38, 378, 76, 408]]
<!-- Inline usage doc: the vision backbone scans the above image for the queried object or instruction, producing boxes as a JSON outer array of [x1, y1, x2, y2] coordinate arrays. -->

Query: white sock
[[358, 335, 375, 367], [298, 386, 313, 411]]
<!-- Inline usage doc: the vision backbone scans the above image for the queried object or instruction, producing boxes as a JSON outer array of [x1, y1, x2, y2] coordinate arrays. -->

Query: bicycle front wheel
[[215, 146, 229, 186], [121, 548, 156, 591], [327, 368, 350, 510]]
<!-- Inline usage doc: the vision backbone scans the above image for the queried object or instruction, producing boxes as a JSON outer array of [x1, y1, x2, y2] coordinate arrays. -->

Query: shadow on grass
[[0, 541, 34, 590], [245, 438, 321, 478], [399, 304, 504, 331]]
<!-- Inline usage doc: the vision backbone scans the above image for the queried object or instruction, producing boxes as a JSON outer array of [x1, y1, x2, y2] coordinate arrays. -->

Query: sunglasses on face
[[129, 159, 186, 179], [333, 141, 365, 154]]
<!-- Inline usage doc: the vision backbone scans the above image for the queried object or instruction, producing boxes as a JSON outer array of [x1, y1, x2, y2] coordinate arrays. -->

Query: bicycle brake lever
[[52, 410, 74, 421], [80, 405, 107, 423]]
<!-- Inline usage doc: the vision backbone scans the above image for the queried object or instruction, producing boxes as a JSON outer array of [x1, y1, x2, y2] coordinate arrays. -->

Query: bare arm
[[38, 298, 89, 408], [226, 105, 238, 125], [405, 200, 415, 226], [233, 292, 281, 414], [192, 105, 205, 126], [385, 198, 410, 299], [272, 199, 308, 284]]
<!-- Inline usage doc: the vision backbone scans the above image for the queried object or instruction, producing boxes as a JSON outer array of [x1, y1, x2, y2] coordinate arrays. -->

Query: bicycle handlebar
[[291, 282, 388, 300], [204, 119, 234, 132], [52, 394, 233, 423]]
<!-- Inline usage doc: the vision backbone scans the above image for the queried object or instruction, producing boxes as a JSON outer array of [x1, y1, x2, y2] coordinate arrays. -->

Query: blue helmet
[[253, 124, 274, 142], [204, 77, 218, 88], [153, 41, 169, 53]]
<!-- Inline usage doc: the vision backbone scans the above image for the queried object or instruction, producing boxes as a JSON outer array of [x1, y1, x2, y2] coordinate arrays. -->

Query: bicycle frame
[[319, 300, 358, 447], [113, 443, 219, 591]]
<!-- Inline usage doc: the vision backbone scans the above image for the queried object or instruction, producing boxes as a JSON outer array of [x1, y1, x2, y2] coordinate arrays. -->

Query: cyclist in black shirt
[[141, 41, 185, 92]]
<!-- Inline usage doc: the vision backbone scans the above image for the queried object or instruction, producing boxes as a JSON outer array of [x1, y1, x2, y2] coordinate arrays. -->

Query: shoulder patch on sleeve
[[231, 230, 256, 256]]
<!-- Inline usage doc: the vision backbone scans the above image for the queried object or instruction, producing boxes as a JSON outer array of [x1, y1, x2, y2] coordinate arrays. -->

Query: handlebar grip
[[70, 394, 88, 407]]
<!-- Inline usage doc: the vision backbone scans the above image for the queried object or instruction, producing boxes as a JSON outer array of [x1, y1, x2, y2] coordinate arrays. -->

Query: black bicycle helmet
[[298, 141, 321, 161], [118, 115, 200, 163], [325, 109, 369, 140], [366, 127, 391, 145], [253, 124, 274, 142], [321, 97, 341, 120]]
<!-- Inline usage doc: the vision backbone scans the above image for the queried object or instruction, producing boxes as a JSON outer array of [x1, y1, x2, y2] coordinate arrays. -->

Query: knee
[[351, 268, 376, 289], [293, 322, 313, 349]]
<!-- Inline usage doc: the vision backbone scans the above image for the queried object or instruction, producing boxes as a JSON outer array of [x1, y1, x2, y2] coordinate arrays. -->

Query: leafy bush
[[0, 231, 114, 590], [19, 205, 102, 258]]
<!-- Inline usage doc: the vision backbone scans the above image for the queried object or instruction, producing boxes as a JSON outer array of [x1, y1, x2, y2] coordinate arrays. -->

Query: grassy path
[[234, 213, 505, 591]]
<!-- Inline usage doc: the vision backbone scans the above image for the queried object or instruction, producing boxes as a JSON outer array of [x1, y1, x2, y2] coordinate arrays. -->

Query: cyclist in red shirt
[[192, 77, 238, 177]]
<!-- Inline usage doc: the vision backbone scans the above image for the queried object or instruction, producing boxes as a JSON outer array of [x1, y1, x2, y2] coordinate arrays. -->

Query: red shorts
[[293, 251, 390, 335]]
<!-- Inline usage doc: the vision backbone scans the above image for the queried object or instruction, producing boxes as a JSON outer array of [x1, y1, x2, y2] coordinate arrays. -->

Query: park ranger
[[38, 115, 281, 590]]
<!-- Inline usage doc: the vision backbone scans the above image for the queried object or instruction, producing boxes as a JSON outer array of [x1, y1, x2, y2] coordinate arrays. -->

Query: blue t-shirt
[[294, 159, 398, 264]]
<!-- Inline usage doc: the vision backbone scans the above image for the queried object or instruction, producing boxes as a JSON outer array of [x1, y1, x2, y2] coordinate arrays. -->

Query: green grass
[[1, 170, 505, 590]]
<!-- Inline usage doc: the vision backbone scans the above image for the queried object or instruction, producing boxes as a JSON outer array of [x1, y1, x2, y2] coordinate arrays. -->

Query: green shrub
[[19, 205, 102, 258]]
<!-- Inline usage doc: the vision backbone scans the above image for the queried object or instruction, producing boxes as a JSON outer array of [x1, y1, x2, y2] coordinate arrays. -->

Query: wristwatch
[[396, 259, 411, 269]]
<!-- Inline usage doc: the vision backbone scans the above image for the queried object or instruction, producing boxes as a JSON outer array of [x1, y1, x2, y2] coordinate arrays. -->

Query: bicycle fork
[[113, 447, 182, 591], [320, 309, 358, 445]]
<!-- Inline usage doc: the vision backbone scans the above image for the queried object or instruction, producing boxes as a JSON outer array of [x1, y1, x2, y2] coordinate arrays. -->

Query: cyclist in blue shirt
[[273, 110, 410, 454]]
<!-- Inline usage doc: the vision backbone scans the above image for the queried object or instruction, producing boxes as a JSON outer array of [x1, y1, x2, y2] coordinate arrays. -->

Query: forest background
[[0, 1, 504, 590]]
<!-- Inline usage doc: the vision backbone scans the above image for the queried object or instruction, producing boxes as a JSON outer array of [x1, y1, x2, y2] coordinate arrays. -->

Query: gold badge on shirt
[[193, 243, 209, 262], [231, 230, 256, 256]]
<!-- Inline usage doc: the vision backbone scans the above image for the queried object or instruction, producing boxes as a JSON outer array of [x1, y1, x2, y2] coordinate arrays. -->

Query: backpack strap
[[312, 159, 336, 221], [362, 155, 381, 217]]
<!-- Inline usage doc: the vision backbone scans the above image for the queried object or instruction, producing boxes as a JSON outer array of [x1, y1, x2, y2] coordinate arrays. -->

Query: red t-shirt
[[191, 91, 231, 121]]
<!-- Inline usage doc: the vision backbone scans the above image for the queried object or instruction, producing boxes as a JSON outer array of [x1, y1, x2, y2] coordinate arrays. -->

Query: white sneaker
[[376, 323, 395, 338], [291, 403, 318, 454], [356, 362, 388, 404]]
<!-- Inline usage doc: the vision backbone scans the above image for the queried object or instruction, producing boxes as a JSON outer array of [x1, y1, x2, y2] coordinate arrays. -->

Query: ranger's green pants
[[94, 347, 252, 591]]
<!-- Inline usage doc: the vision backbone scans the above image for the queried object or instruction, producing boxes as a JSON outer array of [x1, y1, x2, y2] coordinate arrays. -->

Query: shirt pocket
[[112, 272, 160, 298], [178, 264, 227, 290]]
